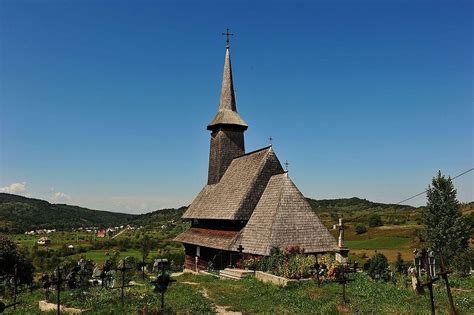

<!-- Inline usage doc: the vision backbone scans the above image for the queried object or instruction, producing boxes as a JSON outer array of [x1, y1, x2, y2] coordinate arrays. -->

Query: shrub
[[0, 235, 35, 285], [368, 214, 383, 227], [355, 224, 367, 234], [394, 252, 406, 274], [367, 253, 389, 281], [242, 246, 324, 279], [451, 248, 474, 276]]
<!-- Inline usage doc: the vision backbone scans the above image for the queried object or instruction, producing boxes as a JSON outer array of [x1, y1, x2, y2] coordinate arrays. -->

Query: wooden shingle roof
[[174, 228, 239, 251], [182, 146, 285, 220], [231, 173, 339, 255], [207, 47, 248, 130]]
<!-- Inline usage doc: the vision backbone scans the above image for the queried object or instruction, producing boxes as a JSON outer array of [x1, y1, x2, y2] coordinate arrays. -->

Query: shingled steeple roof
[[207, 46, 248, 130], [231, 173, 339, 255]]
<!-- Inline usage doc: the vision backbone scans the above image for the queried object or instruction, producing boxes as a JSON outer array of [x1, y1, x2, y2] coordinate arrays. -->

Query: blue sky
[[0, 0, 472, 213]]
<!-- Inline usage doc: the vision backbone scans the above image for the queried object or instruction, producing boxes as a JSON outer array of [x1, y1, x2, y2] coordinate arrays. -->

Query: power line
[[395, 168, 474, 205]]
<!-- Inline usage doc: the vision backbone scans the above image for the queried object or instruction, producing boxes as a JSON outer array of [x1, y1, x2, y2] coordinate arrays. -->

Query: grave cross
[[114, 265, 133, 307], [335, 263, 356, 305], [338, 218, 345, 248], [222, 28, 234, 47], [418, 248, 439, 315], [49, 266, 66, 315], [314, 256, 321, 287], [438, 255, 457, 315], [2, 265, 20, 312], [151, 262, 176, 310]]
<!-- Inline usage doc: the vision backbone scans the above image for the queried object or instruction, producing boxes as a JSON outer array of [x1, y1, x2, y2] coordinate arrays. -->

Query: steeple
[[207, 34, 247, 185], [207, 46, 248, 131]]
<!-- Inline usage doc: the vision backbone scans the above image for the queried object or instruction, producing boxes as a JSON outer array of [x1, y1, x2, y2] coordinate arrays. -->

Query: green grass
[[4, 273, 473, 314], [71, 249, 143, 262], [174, 272, 474, 314], [345, 236, 411, 249], [3, 281, 214, 314]]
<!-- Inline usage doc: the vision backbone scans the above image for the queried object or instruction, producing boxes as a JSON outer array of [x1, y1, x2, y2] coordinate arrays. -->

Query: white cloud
[[50, 191, 71, 203], [0, 182, 27, 195]]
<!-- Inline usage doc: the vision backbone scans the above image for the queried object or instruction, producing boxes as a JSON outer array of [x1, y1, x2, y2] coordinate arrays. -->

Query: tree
[[368, 214, 383, 227], [423, 171, 469, 262], [0, 234, 35, 285], [355, 224, 367, 234], [367, 252, 389, 281], [139, 234, 153, 262]]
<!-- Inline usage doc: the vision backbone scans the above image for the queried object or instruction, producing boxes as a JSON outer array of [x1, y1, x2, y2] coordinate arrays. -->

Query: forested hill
[[306, 197, 416, 212], [0, 193, 136, 233], [6, 193, 471, 233]]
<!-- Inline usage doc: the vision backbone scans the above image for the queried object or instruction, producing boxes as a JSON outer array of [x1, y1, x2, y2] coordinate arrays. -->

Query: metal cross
[[222, 28, 234, 47], [268, 136, 273, 145], [285, 160, 289, 172]]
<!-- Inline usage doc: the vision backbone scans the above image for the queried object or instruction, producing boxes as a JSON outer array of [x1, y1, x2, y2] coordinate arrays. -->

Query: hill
[[305, 197, 420, 227], [3, 193, 470, 234], [306, 197, 415, 212], [0, 193, 136, 233]]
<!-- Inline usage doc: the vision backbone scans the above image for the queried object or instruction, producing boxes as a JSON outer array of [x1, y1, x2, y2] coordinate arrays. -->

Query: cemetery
[[0, 247, 473, 314]]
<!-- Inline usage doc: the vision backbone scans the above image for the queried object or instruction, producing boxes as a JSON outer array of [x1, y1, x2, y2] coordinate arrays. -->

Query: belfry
[[175, 32, 342, 270], [207, 45, 247, 185]]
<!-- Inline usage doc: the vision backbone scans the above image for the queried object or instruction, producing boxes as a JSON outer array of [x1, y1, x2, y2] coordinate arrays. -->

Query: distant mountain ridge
[[5, 193, 468, 233]]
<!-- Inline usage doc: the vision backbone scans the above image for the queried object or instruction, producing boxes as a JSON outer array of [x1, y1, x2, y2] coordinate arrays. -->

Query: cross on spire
[[222, 28, 234, 47], [268, 136, 273, 145], [284, 160, 289, 172]]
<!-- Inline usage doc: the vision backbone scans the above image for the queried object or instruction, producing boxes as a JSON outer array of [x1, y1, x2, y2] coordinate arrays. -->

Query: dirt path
[[111, 228, 127, 239], [182, 281, 242, 315]]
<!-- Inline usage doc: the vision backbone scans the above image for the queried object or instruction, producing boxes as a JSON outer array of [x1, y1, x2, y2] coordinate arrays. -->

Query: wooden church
[[175, 38, 342, 271]]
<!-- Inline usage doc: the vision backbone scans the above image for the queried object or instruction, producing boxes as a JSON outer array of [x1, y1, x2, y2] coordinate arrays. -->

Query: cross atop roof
[[284, 160, 289, 172], [222, 28, 234, 47]]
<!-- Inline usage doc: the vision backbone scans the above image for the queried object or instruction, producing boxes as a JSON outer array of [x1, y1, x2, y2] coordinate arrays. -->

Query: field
[[3, 272, 473, 314]]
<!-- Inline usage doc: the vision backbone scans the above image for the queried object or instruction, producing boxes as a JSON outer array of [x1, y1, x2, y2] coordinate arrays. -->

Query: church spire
[[207, 30, 247, 185], [218, 47, 237, 112], [207, 32, 248, 131]]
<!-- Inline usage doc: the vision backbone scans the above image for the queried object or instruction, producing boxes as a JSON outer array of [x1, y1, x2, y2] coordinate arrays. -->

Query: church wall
[[183, 243, 239, 271], [208, 127, 245, 185]]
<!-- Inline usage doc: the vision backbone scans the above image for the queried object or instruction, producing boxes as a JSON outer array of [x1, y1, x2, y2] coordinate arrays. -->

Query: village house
[[37, 236, 51, 246], [175, 39, 347, 270]]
